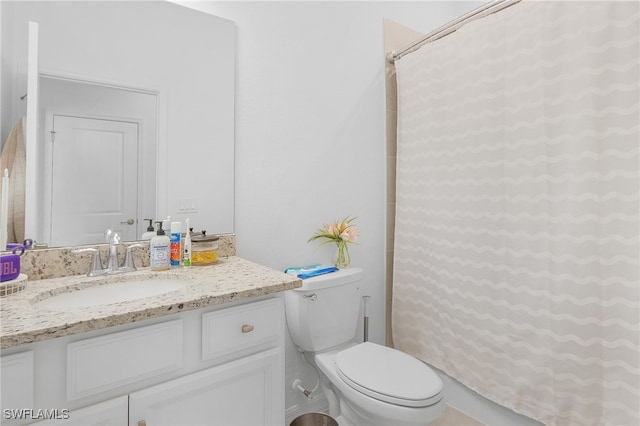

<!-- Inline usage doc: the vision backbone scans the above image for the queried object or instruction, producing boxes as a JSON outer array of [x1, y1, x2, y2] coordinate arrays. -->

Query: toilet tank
[[285, 267, 363, 352]]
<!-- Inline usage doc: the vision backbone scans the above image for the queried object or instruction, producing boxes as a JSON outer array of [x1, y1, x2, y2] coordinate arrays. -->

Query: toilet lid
[[335, 342, 443, 408]]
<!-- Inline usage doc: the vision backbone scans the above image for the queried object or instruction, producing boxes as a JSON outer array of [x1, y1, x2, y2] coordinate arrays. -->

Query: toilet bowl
[[284, 267, 444, 425], [315, 342, 444, 426]]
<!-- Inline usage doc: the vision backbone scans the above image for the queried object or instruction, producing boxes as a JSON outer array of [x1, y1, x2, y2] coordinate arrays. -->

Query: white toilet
[[285, 267, 444, 426]]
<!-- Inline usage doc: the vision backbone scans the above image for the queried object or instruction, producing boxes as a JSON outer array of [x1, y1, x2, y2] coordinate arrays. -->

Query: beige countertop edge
[[0, 256, 302, 350]]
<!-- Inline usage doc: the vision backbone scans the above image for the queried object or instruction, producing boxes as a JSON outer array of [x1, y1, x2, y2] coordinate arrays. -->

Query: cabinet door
[[129, 348, 283, 426], [1, 351, 34, 426], [30, 396, 128, 425]]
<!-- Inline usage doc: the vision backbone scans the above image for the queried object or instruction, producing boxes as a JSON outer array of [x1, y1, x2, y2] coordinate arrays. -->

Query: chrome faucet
[[72, 229, 148, 277], [105, 229, 121, 273]]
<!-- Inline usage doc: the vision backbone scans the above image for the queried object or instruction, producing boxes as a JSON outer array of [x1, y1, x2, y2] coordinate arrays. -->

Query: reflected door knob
[[121, 218, 135, 225]]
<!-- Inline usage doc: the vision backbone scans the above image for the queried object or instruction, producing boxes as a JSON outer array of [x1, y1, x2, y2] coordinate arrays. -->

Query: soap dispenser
[[141, 219, 156, 240], [150, 221, 170, 271]]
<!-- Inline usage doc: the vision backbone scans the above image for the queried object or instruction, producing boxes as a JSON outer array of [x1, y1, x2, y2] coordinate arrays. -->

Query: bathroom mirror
[[1, 1, 236, 247]]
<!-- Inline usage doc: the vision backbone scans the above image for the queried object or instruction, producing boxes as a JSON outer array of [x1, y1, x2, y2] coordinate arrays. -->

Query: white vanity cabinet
[[129, 348, 282, 425], [1, 296, 284, 426], [31, 396, 128, 426], [0, 351, 34, 425]]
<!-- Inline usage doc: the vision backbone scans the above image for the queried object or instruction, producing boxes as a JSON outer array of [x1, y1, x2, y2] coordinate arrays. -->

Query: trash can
[[290, 412, 338, 426]]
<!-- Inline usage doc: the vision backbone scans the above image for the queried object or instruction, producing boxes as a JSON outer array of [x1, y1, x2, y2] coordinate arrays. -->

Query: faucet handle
[[122, 243, 147, 272], [71, 247, 105, 277]]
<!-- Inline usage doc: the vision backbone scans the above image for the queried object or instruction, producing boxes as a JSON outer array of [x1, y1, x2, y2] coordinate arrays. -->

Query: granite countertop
[[0, 256, 301, 349]]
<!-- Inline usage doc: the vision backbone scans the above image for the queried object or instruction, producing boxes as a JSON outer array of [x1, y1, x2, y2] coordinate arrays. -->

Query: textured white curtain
[[392, 2, 639, 425]]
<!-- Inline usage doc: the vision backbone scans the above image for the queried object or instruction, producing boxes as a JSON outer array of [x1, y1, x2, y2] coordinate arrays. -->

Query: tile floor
[[432, 405, 486, 426]]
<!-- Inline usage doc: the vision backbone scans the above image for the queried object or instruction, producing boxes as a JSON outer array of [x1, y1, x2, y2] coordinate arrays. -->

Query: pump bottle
[[150, 221, 170, 271], [141, 219, 156, 240]]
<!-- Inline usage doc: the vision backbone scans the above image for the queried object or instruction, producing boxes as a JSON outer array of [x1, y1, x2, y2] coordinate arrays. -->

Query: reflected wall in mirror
[[1, 1, 236, 247]]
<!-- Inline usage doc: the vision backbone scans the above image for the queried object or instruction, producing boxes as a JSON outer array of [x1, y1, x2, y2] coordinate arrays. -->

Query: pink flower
[[340, 227, 359, 243], [324, 223, 339, 236], [308, 216, 359, 269], [309, 216, 359, 245]]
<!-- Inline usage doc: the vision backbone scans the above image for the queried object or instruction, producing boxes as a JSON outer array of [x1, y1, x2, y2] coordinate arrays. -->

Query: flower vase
[[334, 241, 351, 269]]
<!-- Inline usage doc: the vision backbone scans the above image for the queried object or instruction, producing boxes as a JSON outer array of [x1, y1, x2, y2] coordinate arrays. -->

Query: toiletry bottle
[[183, 218, 192, 267], [170, 221, 182, 266], [150, 221, 170, 271], [141, 219, 156, 240], [163, 216, 171, 237]]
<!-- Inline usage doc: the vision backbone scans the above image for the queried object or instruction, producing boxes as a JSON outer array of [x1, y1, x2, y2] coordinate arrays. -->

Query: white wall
[[183, 0, 481, 349]]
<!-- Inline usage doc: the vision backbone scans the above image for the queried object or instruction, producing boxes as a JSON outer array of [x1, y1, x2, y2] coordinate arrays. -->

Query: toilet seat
[[335, 342, 443, 408]]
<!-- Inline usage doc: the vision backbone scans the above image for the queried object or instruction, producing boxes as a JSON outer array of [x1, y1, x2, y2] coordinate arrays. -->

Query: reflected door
[[50, 115, 138, 246]]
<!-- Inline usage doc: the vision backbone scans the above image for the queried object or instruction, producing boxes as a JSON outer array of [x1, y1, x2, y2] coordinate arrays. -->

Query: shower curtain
[[392, 2, 639, 425]]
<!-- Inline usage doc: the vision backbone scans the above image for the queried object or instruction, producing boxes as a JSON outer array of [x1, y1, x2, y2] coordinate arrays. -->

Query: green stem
[[335, 241, 350, 269]]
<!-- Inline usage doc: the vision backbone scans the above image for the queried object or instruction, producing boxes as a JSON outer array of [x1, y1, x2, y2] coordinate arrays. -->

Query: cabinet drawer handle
[[242, 324, 254, 333], [138, 421, 147, 426]]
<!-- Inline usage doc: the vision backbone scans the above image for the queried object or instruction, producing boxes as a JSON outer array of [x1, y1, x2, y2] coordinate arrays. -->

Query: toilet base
[[337, 390, 444, 426]]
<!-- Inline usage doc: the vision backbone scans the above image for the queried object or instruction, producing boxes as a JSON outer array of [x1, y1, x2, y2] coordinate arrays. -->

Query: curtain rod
[[386, 0, 521, 64]]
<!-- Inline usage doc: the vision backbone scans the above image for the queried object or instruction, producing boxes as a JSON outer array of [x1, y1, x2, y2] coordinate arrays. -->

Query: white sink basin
[[34, 278, 187, 310]]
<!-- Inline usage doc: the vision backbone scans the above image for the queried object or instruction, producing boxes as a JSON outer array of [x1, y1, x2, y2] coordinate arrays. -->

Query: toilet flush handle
[[303, 294, 317, 302]]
